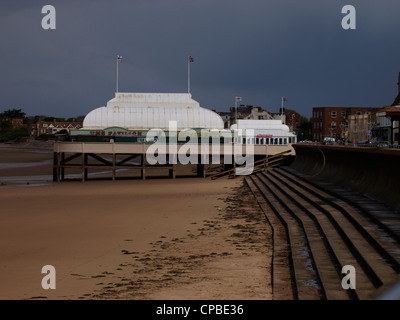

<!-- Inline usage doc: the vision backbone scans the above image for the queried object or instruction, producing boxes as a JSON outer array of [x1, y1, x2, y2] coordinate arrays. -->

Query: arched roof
[[83, 93, 224, 130], [230, 120, 290, 131], [230, 120, 296, 137]]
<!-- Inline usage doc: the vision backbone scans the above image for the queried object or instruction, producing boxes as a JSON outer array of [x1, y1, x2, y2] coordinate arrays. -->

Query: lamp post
[[188, 56, 194, 94], [116, 55, 122, 93], [235, 96, 242, 125]]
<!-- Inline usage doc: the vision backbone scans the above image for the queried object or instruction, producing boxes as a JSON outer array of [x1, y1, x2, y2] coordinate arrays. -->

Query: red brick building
[[284, 109, 301, 132], [312, 107, 381, 142], [11, 118, 24, 127]]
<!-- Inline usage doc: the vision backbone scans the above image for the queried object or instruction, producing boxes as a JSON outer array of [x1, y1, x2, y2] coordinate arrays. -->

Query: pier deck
[[53, 142, 295, 182]]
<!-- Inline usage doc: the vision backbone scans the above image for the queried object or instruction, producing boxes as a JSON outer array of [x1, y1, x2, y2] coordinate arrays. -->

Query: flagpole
[[281, 97, 284, 123], [188, 60, 190, 94], [188, 58, 190, 94], [235, 98, 237, 125], [116, 56, 119, 93]]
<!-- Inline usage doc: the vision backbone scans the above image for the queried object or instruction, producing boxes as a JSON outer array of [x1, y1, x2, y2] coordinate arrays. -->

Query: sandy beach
[[0, 143, 272, 300]]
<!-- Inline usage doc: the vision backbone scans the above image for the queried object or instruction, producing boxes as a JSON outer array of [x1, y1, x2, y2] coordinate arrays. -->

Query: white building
[[83, 92, 224, 130], [231, 120, 297, 145]]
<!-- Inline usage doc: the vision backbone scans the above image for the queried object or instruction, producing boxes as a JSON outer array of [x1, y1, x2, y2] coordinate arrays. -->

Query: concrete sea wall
[[291, 144, 400, 212]]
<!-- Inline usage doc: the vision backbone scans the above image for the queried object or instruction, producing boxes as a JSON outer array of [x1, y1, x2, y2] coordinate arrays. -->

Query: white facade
[[231, 120, 287, 131], [83, 93, 224, 130], [231, 120, 297, 145]]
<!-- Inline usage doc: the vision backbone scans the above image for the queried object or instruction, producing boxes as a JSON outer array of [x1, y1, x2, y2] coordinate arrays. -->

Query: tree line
[[0, 109, 29, 142], [0, 108, 84, 143], [297, 116, 313, 141]]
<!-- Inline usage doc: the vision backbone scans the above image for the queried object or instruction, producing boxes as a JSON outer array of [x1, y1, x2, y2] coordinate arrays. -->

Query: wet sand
[[0, 143, 55, 189], [0, 143, 272, 300]]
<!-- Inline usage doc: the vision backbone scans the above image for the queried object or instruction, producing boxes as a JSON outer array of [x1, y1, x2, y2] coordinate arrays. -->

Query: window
[[356, 111, 362, 115], [331, 111, 337, 118], [341, 112, 346, 117], [331, 121, 336, 129]]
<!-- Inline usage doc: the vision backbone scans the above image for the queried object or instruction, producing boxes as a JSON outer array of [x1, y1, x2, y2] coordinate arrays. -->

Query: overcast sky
[[0, 0, 399, 118]]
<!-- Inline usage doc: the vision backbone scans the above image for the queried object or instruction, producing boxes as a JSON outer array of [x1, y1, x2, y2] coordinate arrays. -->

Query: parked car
[[377, 141, 390, 148], [298, 139, 313, 144], [356, 140, 372, 146], [323, 137, 335, 145]]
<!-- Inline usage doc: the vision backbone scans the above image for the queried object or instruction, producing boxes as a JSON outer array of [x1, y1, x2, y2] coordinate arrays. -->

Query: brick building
[[11, 118, 24, 127], [312, 107, 381, 143], [229, 105, 286, 126], [220, 104, 301, 132], [229, 105, 276, 123], [30, 121, 82, 137], [281, 108, 301, 132]]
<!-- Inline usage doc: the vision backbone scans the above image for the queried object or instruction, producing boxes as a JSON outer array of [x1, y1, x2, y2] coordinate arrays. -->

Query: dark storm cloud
[[0, 0, 399, 118]]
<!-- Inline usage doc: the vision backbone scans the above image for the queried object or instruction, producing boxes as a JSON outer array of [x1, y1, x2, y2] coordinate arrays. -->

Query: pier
[[52, 142, 294, 182]]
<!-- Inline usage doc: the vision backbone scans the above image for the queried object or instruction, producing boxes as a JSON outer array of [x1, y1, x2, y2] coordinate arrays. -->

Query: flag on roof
[[235, 96, 242, 101], [189, 56, 194, 62]]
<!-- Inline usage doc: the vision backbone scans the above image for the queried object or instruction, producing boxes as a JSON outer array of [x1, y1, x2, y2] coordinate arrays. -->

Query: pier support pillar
[[112, 153, 116, 181], [233, 155, 236, 178], [196, 163, 204, 178], [84, 154, 88, 181], [197, 155, 205, 178], [169, 165, 176, 179], [197, 155, 206, 178], [141, 154, 146, 180], [61, 152, 65, 181], [81, 153, 86, 182], [53, 152, 59, 182]]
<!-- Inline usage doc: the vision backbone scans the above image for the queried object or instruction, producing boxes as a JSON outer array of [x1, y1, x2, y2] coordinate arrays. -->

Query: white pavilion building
[[83, 92, 224, 130]]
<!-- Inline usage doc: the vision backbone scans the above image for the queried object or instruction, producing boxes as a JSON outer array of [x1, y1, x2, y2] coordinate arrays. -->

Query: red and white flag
[[235, 96, 242, 101], [282, 97, 287, 102], [189, 56, 194, 62], [117, 55, 122, 61]]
